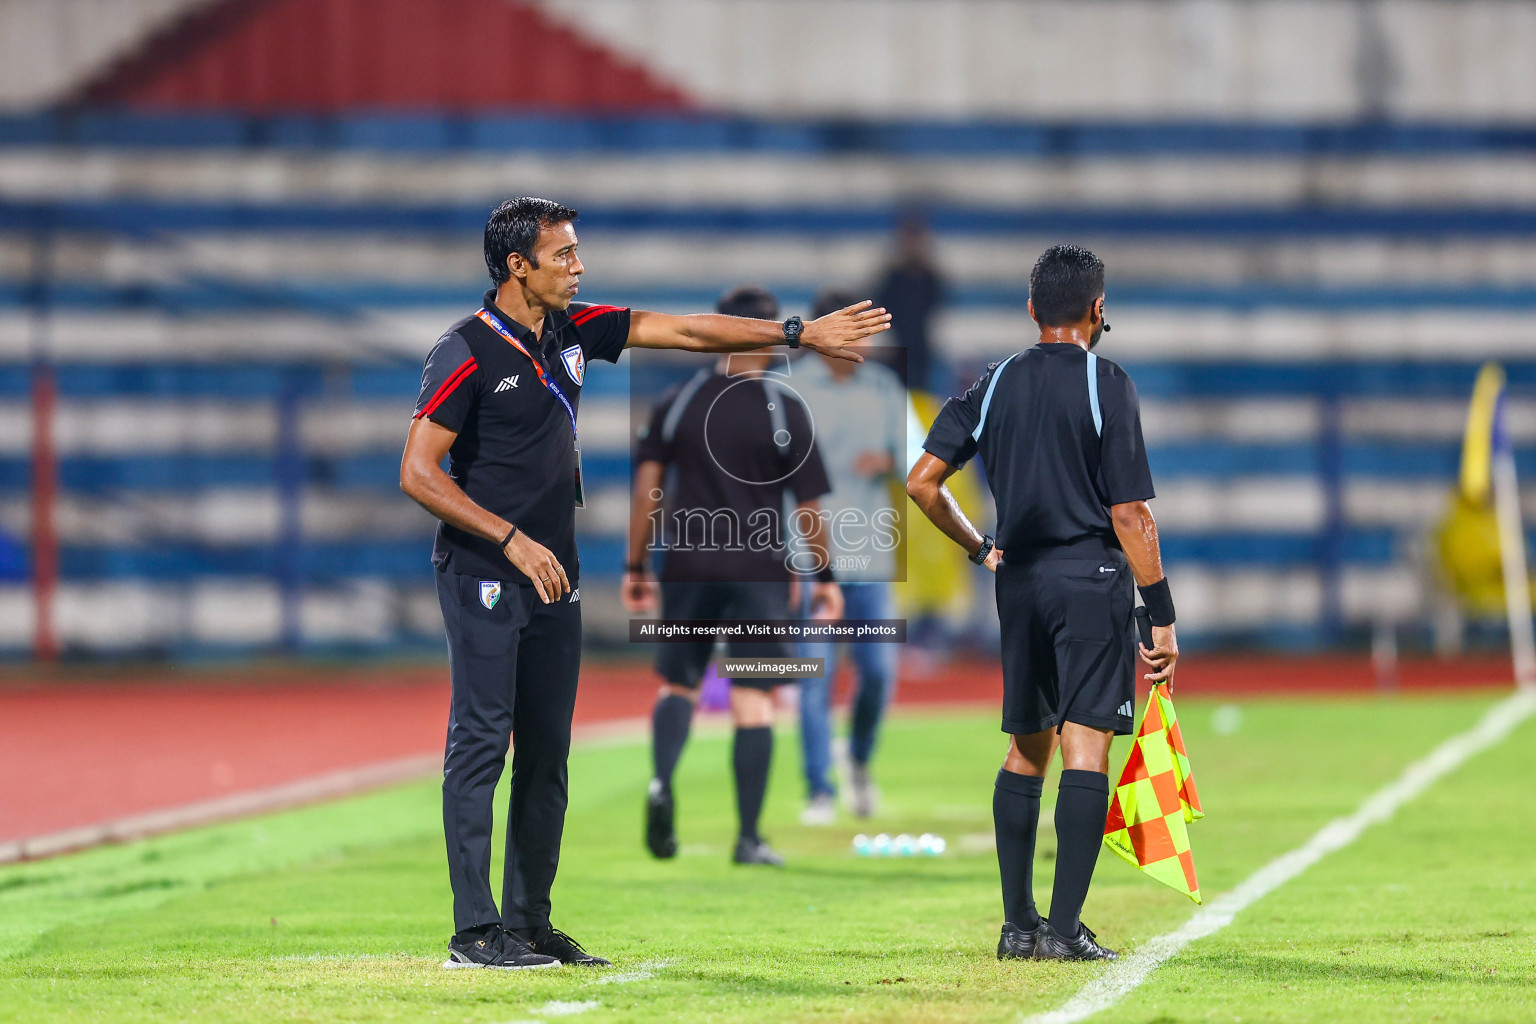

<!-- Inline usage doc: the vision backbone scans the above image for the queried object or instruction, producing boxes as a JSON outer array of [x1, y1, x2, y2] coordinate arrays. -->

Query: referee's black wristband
[[815, 564, 837, 585], [1138, 578, 1176, 627], [624, 561, 647, 575], [498, 525, 518, 550]]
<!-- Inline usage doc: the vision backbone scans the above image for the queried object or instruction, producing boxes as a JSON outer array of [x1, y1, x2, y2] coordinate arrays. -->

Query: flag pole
[[1490, 388, 1536, 691]]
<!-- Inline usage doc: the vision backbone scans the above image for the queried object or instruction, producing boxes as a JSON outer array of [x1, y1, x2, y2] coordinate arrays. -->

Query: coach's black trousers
[[437, 569, 582, 934]]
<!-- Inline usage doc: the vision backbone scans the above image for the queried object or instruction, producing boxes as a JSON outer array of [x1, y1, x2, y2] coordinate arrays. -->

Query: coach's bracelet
[[1137, 578, 1176, 627], [498, 525, 519, 551], [624, 561, 647, 574]]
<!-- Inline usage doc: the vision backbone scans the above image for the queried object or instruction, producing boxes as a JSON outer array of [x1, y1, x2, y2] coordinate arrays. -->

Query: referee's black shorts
[[995, 557, 1136, 736], [657, 579, 795, 693]]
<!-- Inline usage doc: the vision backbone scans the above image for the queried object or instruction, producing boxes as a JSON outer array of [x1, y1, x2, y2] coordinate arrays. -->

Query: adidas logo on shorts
[[1118, 700, 1133, 717]]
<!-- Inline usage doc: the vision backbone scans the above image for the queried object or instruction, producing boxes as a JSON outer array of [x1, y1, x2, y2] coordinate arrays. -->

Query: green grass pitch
[[2, 692, 1533, 1023]]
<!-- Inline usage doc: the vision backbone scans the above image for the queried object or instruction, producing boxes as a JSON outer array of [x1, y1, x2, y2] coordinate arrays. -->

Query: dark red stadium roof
[[71, 0, 692, 112]]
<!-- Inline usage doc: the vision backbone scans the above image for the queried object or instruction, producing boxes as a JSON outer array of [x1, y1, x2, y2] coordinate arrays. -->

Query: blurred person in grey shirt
[[792, 288, 911, 824]]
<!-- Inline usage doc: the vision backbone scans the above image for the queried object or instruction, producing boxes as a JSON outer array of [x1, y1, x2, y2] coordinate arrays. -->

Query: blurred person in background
[[790, 287, 910, 825], [401, 202, 886, 970], [873, 215, 948, 394], [623, 286, 844, 867], [906, 245, 1178, 963]]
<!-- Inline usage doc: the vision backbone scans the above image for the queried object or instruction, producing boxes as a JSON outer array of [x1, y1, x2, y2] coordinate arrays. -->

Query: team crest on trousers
[[560, 345, 585, 386], [479, 580, 501, 609]]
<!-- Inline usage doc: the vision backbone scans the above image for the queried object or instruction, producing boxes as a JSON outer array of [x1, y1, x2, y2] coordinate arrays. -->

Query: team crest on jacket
[[479, 580, 501, 610], [560, 345, 585, 386]]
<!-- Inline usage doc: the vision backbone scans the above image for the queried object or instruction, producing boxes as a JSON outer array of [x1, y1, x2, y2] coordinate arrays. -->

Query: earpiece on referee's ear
[[1103, 322, 1111, 332]]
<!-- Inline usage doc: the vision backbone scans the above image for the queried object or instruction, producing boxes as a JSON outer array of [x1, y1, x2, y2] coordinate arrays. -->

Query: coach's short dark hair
[[716, 285, 780, 320], [1028, 244, 1106, 327], [810, 287, 861, 321], [484, 197, 579, 283]]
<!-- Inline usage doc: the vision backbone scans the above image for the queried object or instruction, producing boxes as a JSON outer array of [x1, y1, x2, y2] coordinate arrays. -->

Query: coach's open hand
[[1139, 623, 1179, 689], [503, 531, 570, 604], [801, 300, 891, 362]]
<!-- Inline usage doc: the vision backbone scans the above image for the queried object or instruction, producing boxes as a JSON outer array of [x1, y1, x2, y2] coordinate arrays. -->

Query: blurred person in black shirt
[[623, 286, 843, 868], [873, 216, 947, 393]]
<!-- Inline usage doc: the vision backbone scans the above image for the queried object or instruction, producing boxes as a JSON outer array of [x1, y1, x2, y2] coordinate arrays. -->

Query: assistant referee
[[907, 244, 1178, 963], [400, 197, 888, 970]]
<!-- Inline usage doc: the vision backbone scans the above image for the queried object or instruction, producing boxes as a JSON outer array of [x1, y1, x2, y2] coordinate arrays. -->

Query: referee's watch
[[969, 534, 995, 565], [781, 315, 803, 349]]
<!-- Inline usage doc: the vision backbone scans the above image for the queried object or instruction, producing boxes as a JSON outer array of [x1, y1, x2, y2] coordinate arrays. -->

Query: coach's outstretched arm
[[1110, 500, 1179, 685], [906, 453, 1003, 570], [626, 301, 890, 361]]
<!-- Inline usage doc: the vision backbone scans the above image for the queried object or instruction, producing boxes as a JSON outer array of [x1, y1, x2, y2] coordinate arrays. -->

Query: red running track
[[0, 655, 1513, 852]]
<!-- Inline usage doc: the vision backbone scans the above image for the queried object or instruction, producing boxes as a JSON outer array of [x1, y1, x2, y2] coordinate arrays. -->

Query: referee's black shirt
[[922, 343, 1154, 562], [413, 289, 630, 585], [635, 368, 832, 583]]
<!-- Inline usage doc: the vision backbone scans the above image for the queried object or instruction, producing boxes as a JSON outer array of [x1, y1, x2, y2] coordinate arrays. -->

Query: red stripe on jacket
[[414, 357, 477, 419], [570, 304, 623, 326]]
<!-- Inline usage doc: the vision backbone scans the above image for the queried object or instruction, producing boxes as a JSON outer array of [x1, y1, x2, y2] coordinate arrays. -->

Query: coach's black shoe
[[646, 779, 678, 859], [996, 920, 1042, 960], [732, 836, 785, 866], [1032, 921, 1120, 962], [443, 927, 561, 970], [522, 925, 612, 967]]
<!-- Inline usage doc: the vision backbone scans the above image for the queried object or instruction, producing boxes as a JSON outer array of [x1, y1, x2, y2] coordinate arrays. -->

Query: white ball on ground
[[872, 833, 893, 856], [852, 834, 872, 856], [895, 834, 916, 856]]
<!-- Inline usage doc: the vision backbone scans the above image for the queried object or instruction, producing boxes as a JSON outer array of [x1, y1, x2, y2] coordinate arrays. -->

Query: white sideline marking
[[1023, 687, 1536, 1024], [535, 1000, 601, 1016], [595, 962, 667, 985], [0, 716, 651, 866], [0, 753, 442, 865]]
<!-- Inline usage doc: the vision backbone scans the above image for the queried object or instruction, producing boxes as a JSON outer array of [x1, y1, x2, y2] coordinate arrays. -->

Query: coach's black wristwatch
[[969, 534, 995, 565], [781, 315, 803, 349]]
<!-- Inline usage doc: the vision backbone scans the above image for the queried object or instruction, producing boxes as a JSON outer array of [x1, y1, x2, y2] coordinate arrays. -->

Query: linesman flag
[[1103, 675, 1204, 904]]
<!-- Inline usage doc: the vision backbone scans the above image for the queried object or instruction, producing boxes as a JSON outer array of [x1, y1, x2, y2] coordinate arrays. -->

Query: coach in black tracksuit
[[401, 197, 889, 970], [907, 244, 1180, 964]]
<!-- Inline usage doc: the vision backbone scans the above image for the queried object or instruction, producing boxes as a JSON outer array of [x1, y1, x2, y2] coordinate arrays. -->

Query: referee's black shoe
[[1032, 921, 1120, 961], [732, 836, 785, 866], [645, 779, 678, 859], [996, 920, 1042, 960], [443, 926, 560, 970], [519, 925, 612, 967]]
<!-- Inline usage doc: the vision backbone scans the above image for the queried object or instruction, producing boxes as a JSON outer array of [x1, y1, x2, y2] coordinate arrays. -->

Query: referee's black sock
[[993, 769, 1044, 929], [650, 693, 693, 792], [732, 726, 773, 843], [1048, 769, 1110, 938]]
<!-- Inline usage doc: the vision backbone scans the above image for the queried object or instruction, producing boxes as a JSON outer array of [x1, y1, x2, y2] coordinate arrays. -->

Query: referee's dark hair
[[484, 196, 580, 283], [1028, 244, 1106, 327], [716, 285, 780, 320], [810, 287, 861, 320]]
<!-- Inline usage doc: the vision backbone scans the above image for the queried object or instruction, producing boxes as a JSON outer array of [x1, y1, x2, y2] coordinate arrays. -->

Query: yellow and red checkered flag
[[1103, 679, 1204, 904]]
